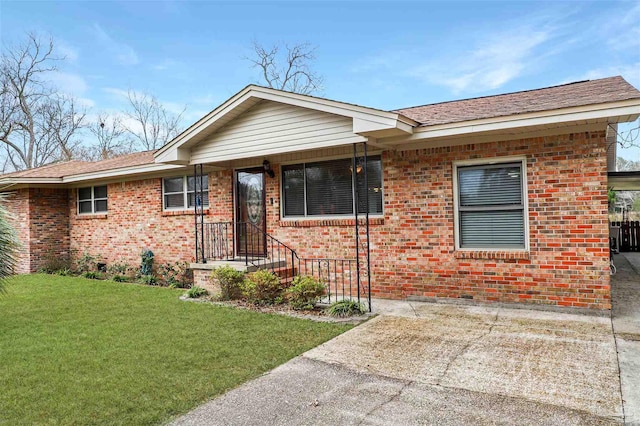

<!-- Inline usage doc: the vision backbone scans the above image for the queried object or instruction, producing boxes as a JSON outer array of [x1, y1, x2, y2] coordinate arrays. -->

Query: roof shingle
[[394, 76, 640, 126]]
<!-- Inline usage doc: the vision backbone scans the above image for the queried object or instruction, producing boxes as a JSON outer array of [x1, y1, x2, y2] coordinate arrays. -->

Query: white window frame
[[453, 156, 529, 251], [162, 175, 209, 211], [77, 185, 108, 215], [279, 154, 385, 220]]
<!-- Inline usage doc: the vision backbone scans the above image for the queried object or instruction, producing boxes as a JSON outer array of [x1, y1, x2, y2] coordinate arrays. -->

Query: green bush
[[326, 300, 366, 317], [112, 275, 127, 282], [158, 261, 193, 288], [76, 252, 99, 274], [285, 276, 326, 310], [186, 286, 208, 298], [107, 261, 130, 276], [211, 265, 245, 300], [38, 249, 71, 274], [83, 271, 102, 280], [55, 268, 72, 276], [242, 269, 283, 305], [138, 275, 158, 286]]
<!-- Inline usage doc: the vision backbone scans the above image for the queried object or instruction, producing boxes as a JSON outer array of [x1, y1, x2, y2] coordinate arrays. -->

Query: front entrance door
[[235, 169, 266, 257]]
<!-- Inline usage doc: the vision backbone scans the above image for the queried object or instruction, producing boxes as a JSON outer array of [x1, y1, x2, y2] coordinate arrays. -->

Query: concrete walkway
[[171, 292, 639, 425], [612, 252, 640, 424]]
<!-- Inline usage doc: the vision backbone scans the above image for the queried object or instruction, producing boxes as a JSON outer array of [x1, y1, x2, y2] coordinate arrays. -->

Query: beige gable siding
[[190, 101, 366, 164]]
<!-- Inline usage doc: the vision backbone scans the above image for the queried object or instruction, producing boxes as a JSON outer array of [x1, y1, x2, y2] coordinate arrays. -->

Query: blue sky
[[2, 0, 640, 158]]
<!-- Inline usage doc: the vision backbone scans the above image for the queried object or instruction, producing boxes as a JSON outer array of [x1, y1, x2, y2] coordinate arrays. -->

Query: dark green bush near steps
[[285, 276, 326, 310], [211, 266, 245, 300], [242, 269, 283, 305], [326, 300, 367, 317]]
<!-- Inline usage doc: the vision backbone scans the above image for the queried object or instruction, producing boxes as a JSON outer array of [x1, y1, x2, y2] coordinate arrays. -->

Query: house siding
[[190, 101, 366, 164]]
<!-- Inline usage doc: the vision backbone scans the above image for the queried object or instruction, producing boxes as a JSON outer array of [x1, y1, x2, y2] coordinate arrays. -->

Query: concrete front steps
[[191, 259, 296, 294]]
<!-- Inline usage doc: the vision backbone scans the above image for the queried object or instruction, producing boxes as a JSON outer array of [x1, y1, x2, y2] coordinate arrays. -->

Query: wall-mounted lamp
[[263, 160, 275, 178]]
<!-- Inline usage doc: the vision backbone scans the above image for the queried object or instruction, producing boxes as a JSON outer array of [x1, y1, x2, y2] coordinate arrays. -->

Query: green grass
[[0, 274, 351, 425]]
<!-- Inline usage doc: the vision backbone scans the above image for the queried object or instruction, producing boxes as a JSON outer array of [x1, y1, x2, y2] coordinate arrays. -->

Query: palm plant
[[0, 194, 19, 292]]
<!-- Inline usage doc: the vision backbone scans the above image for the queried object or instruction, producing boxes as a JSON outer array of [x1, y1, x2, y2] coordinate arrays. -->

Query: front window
[[163, 175, 209, 210], [282, 156, 383, 217], [455, 160, 526, 249], [78, 185, 108, 214]]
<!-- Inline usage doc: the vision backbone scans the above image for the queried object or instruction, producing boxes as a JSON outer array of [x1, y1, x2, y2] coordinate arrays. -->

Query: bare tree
[[87, 113, 132, 160], [247, 41, 323, 95], [0, 34, 86, 170], [123, 90, 184, 151]]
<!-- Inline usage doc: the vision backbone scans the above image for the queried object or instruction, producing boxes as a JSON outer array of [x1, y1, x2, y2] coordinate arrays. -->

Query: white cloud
[[92, 23, 139, 66], [56, 40, 79, 62], [407, 27, 555, 94], [48, 71, 88, 95], [103, 87, 130, 99], [575, 63, 640, 90]]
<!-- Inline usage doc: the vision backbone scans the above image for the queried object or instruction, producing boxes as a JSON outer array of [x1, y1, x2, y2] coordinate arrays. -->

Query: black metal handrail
[[198, 221, 370, 311]]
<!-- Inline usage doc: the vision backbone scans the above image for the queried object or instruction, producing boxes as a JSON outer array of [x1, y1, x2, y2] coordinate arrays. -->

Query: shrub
[[55, 268, 72, 276], [107, 261, 130, 277], [186, 286, 208, 298], [139, 275, 158, 286], [326, 300, 366, 317], [76, 252, 99, 274], [112, 275, 127, 282], [242, 269, 283, 305], [140, 249, 154, 276], [158, 261, 193, 288], [83, 271, 102, 280], [211, 265, 245, 300], [285, 276, 326, 310], [39, 249, 71, 274]]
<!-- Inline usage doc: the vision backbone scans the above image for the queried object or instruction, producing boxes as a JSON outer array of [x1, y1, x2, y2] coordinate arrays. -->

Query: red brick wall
[[28, 188, 70, 272], [260, 131, 611, 309], [0, 188, 70, 273], [2, 189, 30, 274], [69, 178, 201, 271]]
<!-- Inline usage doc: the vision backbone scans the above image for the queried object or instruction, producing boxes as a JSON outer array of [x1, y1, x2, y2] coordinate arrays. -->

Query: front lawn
[[0, 275, 351, 425]]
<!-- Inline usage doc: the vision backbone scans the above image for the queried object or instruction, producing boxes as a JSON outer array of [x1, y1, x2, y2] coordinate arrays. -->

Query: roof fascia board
[[62, 163, 187, 183], [155, 85, 417, 163], [381, 101, 640, 144], [0, 177, 63, 186]]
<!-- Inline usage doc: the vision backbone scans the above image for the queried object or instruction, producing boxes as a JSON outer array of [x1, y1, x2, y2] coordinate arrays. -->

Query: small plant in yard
[[285, 276, 326, 310], [76, 252, 99, 274], [112, 275, 127, 282], [242, 269, 283, 305], [211, 265, 245, 300], [158, 261, 193, 288], [83, 271, 103, 280], [186, 285, 208, 298], [55, 268, 72, 276], [139, 275, 158, 286], [326, 299, 367, 317], [107, 261, 131, 277], [140, 249, 154, 276], [38, 249, 71, 274]]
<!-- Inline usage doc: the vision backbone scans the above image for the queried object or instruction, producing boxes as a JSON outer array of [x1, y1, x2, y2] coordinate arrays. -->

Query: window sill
[[76, 213, 108, 220], [162, 209, 210, 217], [454, 250, 530, 260], [280, 217, 384, 227]]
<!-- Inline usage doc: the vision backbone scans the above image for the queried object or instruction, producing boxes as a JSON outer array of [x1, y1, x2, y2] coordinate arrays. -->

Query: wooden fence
[[611, 221, 640, 252]]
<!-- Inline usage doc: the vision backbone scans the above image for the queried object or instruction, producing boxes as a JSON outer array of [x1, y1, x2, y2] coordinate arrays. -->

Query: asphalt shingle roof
[[394, 76, 640, 126]]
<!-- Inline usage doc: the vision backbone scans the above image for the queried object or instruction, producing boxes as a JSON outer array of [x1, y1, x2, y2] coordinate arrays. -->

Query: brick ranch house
[[2, 76, 640, 311]]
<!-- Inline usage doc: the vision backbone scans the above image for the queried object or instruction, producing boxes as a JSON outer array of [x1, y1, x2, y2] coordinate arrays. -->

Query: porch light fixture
[[263, 159, 275, 178]]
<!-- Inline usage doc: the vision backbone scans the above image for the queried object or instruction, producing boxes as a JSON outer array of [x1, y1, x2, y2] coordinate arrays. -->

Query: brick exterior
[[69, 178, 198, 270], [260, 131, 611, 310], [1, 130, 611, 310], [1, 188, 69, 273]]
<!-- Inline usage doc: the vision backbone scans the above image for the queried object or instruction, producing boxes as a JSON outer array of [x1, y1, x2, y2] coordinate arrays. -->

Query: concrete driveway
[[172, 257, 640, 425]]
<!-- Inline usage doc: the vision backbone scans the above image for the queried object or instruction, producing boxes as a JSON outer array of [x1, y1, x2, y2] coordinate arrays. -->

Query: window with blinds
[[456, 162, 526, 249], [282, 156, 383, 218], [163, 175, 209, 210]]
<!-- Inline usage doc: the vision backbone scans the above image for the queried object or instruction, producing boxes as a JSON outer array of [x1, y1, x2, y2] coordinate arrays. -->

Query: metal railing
[[197, 221, 371, 311]]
